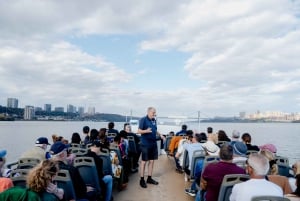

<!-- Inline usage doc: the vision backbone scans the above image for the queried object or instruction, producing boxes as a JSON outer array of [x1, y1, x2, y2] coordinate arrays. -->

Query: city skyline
[[1, 1, 300, 118], [3, 97, 300, 121]]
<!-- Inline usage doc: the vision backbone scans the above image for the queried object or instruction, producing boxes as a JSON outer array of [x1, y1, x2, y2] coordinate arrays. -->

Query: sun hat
[[233, 141, 247, 156], [0, 149, 7, 158], [35, 137, 50, 145], [50, 141, 69, 155], [202, 141, 220, 156], [259, 143, 277, 153]]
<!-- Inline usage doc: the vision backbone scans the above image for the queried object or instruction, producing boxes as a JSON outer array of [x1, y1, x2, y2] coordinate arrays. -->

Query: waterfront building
[[88, 107, 95, 115], [78, 106, 84, 117], [67, 104, 76, 113], [54, 107, 64, 112], [7, 98, 18, 108], [44, 104, 51, 112], [24, 105, 35, 120]]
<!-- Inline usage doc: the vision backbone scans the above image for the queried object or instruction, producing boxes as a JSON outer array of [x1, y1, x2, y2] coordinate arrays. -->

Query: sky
[[1, 0, 300, 118]]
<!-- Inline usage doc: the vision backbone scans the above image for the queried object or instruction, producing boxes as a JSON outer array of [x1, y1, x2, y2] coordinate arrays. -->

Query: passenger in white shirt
[[230, 153, 283, 201]]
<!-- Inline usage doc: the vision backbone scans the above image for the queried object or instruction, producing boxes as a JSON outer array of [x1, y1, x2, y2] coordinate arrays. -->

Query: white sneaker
[[161, 149, 167, 155]]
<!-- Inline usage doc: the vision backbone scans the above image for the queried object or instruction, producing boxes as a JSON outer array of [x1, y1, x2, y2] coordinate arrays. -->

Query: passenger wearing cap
[[230, 130, 240, 145], [232, 141, 248, 168], [259, 143, 277, 154], [0, 149, 14, 192], [20, 137, 51, 162], [50, 141, 94, 200]]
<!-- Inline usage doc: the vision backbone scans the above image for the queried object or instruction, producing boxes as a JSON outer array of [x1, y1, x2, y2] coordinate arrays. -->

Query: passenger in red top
[[200, 144, 246, 201]]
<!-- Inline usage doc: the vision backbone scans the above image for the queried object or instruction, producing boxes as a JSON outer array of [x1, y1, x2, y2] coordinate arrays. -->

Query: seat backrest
[[217, 174, 250, 201], [202, 155, 220, 170], [127, 136, 137, 153], [164, 136, 173, 152], [275, 156, 292, 177], [10, 169, 29, 188], [99, 151, 113, 176], [190, 150, 206, 179], [107, 133, 117, 137], [73, 156, 101, 193], [70, 143, 81, 148], [251, 196, 291, 201], [182, 150, 189, 172], [68, 147, 88, 157], [17, 158, 40, 169], [54, 169, 76, 201]]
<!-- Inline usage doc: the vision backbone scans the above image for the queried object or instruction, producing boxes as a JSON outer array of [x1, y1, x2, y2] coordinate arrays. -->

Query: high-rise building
[[44, 104, 51, 112], [67, 104, 76, 113], [7, 98, 18, 108], [78, 106, 84, 116], [88, 107, 95, 115], [24, 105, 35, 120]]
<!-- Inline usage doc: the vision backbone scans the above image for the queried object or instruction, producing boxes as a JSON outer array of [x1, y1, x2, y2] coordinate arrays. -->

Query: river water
[[0, 121, 299, 165]]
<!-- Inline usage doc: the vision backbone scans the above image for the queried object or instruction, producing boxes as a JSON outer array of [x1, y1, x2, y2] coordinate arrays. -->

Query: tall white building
[[24, 106, 35, 120], [88, 107, 95, 115], [7, 98, 18, 108]]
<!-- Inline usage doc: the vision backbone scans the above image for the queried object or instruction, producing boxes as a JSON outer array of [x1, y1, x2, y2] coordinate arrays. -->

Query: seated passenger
[[124, 123, 141, 171], [114, 135, 130, 185], [230, 153, 283, 201], [0, 150, 13, 193], [232, 141, 248, 168], [182, 131, 204, 175], [241, 133, 259, 152], [99, 128, 110, 149], [86, 141, 113, 201], [168, 135, 185, 156], [27, 159, 64, 201], [260, 149, 292, 194], [174, 133, 191, 173], [216, 130, 231, 147], [50, 141, 93, 200], [176, 124, 188, 136], [199, 144, 245, 201], [185, 133, 218, 197], [290, 161, 300, 192], [259, 143, 277, 154], [21, 137, 51, 162], [230, 130, 240, 145], [286, 174, 300, 201]]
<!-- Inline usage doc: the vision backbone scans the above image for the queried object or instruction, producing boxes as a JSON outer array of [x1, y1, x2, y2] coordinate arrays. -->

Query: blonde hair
[[293, 161, 300, 175], [27, 159, 59, 193], [259, 149, 278, 175]]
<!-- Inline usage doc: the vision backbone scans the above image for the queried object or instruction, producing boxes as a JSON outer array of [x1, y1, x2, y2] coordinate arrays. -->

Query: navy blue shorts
[[140, 143, 158, 161]]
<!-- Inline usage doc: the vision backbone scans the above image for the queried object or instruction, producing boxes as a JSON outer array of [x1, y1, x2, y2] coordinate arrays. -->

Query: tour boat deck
[[112, 154, 194, 201]]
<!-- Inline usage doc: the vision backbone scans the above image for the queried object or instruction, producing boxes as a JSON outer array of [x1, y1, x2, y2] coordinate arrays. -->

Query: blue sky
[[1, 0, 300, 118]]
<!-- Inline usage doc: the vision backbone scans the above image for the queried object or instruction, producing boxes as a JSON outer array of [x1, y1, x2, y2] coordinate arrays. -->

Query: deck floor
[[112, 154, 195, 201]]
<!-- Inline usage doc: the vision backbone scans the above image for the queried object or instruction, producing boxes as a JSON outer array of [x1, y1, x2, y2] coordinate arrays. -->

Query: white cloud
[[0, 0, 300, 117]]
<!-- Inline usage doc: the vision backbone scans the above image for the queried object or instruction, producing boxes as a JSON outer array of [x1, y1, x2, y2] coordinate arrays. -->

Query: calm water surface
[[0, 121, 299, 165]]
